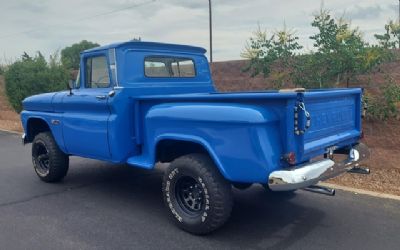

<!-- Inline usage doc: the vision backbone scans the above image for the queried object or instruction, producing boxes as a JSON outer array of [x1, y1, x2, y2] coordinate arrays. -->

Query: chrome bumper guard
[[268, 143, 370, 191]]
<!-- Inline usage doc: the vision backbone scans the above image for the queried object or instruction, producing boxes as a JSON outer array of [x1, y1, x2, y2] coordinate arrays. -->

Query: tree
[[292, 53, 331, 88], [242, 24, 303, 88], [4, 52, 69, 112], [310, 9, 379, 87], [375, 20, 400, 49], [61, 40, 99, 70]]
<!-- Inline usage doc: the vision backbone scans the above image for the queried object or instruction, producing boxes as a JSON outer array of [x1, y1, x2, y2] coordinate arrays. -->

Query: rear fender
[[143, 103, 282, 183], [154, 134, 229, 179]]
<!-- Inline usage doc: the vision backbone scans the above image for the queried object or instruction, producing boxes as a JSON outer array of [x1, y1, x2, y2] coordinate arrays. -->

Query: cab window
[[144, 57, 196, 78], [85, 56, 110, 88]]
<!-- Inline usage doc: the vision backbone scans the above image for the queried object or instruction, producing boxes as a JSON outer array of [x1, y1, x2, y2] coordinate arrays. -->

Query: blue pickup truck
[[21, 41, 369, 234]]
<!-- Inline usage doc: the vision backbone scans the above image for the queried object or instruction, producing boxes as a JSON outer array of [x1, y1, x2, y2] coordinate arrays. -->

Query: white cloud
[[0, 0, 397, 62]]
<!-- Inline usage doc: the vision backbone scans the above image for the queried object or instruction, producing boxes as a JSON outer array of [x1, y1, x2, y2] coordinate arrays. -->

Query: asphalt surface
[[0, 131, 399, 250]]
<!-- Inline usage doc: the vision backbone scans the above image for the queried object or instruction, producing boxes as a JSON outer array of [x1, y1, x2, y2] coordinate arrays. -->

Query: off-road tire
[[32, 132, 69, 182], [162, 153, 233, 235]]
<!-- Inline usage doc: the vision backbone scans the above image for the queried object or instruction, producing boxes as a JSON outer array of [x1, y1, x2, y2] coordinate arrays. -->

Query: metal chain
[[294, 102, 311, 135]]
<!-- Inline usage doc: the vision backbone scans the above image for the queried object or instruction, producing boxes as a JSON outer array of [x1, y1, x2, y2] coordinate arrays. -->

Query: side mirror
[[67, 80, 75, 95]]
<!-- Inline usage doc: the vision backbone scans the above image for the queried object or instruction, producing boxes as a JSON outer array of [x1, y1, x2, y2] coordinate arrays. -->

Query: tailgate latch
[[294, 102, 311, 135]]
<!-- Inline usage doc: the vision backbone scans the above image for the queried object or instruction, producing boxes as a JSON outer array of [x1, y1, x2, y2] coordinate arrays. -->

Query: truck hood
[[22, 92, 58, 112]]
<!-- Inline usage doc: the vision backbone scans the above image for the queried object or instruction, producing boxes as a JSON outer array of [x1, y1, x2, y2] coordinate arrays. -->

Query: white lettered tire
[[162, 154, 233, 235]]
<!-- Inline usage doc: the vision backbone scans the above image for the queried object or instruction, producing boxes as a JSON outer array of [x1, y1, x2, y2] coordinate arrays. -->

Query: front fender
[[21, 111, 67, 153]]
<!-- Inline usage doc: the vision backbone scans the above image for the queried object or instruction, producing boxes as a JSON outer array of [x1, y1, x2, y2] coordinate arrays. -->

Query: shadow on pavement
[[50, 159, 326, 249]]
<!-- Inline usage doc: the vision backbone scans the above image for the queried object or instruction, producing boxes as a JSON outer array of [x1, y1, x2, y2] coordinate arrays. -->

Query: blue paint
[[20, 41, 363, 184]]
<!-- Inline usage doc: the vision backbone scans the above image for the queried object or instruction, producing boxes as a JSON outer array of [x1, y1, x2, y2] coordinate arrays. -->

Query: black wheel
[[233, 182, 253, 190], [162, 154, 233, 235], [32, 132, 69, 183]]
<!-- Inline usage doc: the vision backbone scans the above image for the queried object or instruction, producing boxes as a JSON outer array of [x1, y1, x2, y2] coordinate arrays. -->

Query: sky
[[0, 0, 398, 62]]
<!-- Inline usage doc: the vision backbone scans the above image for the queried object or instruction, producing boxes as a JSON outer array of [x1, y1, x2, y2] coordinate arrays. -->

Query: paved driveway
[[0, 131, 399, 250]]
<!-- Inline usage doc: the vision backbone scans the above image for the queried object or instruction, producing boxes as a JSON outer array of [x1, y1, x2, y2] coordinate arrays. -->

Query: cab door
[[62, 53, 112, 160]]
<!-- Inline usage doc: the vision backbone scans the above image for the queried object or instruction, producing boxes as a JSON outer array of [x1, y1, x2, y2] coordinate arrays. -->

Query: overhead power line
[[0, 0, 156, 40]]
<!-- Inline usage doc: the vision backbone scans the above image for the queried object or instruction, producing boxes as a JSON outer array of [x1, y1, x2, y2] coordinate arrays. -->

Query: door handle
[[96, 95, 107, 100], [108, 90, 115, 97]]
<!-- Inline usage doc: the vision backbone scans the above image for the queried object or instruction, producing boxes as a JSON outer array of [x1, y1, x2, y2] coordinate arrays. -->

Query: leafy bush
[[365, 79, 400, 120], [4, 52, 69, 112], [242, 9, 390, 89]]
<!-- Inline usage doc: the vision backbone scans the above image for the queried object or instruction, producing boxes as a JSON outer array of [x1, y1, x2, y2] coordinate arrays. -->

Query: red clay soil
[[326, 121, 400, 196]]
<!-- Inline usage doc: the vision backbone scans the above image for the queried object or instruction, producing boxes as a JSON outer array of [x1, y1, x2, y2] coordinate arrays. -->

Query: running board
[[303, 185, 335, 196]]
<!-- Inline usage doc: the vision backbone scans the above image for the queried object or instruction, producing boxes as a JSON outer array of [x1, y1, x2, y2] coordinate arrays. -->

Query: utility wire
[[0, 0, 156, 40]]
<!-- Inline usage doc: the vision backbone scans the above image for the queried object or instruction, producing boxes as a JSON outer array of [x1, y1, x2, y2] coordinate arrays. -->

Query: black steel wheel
[[162, 154, 233, 235], [175, 176, 205, 216], [32, 140, 50, 177], [32, 132, 69, 183]]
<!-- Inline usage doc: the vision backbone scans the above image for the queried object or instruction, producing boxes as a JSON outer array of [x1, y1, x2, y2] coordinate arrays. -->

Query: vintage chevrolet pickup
[[20, 41, 370, 234]]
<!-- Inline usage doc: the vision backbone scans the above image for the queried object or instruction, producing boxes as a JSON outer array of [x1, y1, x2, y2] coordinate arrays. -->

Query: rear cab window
[[144, 57, 196, 78]]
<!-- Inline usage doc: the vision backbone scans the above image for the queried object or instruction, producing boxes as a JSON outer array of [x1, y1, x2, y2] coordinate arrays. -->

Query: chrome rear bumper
[[268, 143, 370, 191]]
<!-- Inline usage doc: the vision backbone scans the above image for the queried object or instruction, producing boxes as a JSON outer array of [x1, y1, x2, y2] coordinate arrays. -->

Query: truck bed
[[132, 88, 362, 166]]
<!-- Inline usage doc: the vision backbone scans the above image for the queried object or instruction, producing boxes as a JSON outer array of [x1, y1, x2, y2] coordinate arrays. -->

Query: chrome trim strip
[[113, 48, 119, 86], [268, 143, 370, 191]]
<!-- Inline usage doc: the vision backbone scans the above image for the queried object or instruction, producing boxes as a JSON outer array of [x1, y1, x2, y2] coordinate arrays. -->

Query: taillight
[[283, 152, 296, 165]]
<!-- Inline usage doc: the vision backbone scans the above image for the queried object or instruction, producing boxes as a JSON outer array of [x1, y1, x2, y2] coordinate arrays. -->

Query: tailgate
[[300, 89, 362, 159]]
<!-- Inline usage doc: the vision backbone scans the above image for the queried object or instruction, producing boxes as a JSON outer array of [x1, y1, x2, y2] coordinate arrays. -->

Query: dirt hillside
[[0, 75, 22, 132], [210, 58, 400, 92]]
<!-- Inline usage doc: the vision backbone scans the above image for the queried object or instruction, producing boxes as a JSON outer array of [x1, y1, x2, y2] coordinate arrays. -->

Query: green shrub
[[4, 52, 69, 113], [365, 80, 400, 120]]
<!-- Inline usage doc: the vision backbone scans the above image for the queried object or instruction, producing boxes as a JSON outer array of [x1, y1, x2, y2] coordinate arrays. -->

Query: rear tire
[[32, 132, 69, 183], [162, 154, 233, 235]]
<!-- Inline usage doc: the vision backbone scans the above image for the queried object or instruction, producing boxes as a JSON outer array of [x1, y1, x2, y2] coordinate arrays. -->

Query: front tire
[[32, 132, 69, 183], [162, 154, 233, 235]]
